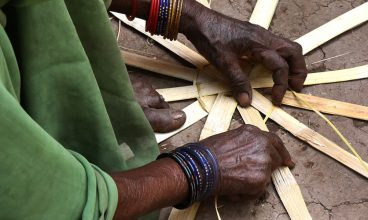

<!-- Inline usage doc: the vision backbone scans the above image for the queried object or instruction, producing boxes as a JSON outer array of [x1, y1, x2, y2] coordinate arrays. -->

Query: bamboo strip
[[170, 94, 238, 220], [121, 51, 214, 83], [238, 106, 311, 220], [249, 0, 279, 28], [294, 2, 368, 55], [251, 89, 368, 178], [199, 94, 238, 139], [155, 96, 216, 143], [281, 91, 368, 121]]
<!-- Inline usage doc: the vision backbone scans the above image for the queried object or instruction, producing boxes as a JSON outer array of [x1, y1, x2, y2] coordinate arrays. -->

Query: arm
[[111, 158, 188, 219]]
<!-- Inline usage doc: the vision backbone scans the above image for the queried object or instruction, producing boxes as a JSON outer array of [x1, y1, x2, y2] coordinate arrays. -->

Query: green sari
[[0, 0, 159, 219]]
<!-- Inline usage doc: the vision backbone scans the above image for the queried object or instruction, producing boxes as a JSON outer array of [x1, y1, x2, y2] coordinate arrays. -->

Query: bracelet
[[127, 0, 138, 21], [146, 0, 184, 40], [157, 143, 220, 209]]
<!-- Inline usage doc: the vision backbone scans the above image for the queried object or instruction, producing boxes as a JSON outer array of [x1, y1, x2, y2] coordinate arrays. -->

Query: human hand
[[180, 0, 307, 106], [130, 76, 186, 133], [200, 125, 295, 199]]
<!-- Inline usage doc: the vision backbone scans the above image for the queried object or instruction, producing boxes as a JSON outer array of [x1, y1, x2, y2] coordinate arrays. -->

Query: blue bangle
[[157, 143, 220, 209]]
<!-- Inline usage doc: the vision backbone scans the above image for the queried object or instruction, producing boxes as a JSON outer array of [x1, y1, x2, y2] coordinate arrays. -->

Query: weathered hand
[[180, 0, 307, 106], [130, 76, 186, 133], [200, 125, 294, 199]]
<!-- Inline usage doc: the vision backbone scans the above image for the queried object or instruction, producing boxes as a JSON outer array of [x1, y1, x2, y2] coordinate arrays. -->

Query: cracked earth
[[111, 0, 368, 219]]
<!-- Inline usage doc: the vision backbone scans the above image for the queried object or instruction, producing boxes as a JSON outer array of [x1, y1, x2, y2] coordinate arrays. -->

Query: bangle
[[127, 0, 138, 21], [145, 0, 184, 40], [157, 143, 220, 209]]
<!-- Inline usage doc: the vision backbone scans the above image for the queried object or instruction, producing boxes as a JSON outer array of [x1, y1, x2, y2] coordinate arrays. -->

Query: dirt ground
[[110, 0, 368, 219]]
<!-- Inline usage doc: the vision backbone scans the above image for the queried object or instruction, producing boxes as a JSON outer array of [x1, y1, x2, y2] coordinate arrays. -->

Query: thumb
[[216, 54, 252, 107], [143, 107, 186, 133]]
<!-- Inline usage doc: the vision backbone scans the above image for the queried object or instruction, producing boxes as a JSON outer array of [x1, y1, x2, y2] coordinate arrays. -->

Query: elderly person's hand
[[112, 125, 294, 219], [180, 0, 307, 106], [201, 125, 294, 200], [130, 75, 186, 133]]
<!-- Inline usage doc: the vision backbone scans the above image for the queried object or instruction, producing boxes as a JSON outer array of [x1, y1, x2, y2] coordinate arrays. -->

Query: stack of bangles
[[127, 0, 184, 40], [157, 143, 221, 209]]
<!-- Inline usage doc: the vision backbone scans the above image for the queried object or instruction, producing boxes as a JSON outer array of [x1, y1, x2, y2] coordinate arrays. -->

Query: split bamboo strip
[[155, 96, 216, 143], [251, 89, 368, 178], [195, 0, 211, 8], [294, 2, 368, 55], [121, 51, 214, 83], [170, 94, 238, 220], [249, 0, 279, 28], [281, 91, 368, 121], [238, 106, 311, 220], [199, 94, 238, 139]]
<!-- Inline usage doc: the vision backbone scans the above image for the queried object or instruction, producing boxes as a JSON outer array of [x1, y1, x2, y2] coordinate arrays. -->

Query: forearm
[[111, 158, 188, 219]]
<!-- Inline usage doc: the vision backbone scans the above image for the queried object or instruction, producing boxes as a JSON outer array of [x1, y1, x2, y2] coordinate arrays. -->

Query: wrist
[[157, 143, 221, 209], [179, 0, 206, 35], [112, 158, 188, 219]]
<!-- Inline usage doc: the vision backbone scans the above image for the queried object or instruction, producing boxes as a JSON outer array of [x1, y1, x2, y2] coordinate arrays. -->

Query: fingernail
[[238, 92, 251, 107], [173, 111, 185, 120]]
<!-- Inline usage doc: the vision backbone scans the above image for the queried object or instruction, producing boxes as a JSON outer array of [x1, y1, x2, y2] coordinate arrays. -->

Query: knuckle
[[252, 172, 269, 185], [291, 42, 303, 54]]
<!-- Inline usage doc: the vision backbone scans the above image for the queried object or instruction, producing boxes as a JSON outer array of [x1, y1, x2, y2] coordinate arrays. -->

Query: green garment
[[0, 0, 160, 219]]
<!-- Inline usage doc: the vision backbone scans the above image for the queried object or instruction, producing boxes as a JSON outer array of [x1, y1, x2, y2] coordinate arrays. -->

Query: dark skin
[[130, 75, 186, 133], [109, 0, 306, 219]]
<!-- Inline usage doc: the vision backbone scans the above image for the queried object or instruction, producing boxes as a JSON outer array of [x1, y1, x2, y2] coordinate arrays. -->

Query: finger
[[216, 54, 253, 107], [148, 92, 170, 109], [277, 43, 307, 92], [251, 49, 289, 106], [267, 142, 283, 171], [264, 132, 295, 168], [143, 107, 186, 133]]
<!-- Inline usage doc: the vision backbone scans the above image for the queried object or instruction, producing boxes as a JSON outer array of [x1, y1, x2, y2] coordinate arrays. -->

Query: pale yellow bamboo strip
[[121, 51, 214, 83], [199, 94, 238, 139], [294, 2, 368, 55], [237, 106, 311, 220], [155, 96, 216, 143], [111, 12, 209, 68], [251, 89, 368, 178], [249, 0, 279, 28], [195, 0, 211, 8], [157, 82, 228, 102], [281, 91, 368, 120], [170, 94, 238, 220]]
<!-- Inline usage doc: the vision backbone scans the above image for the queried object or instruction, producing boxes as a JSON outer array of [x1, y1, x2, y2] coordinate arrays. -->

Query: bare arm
[[111, 158, 188, 219]]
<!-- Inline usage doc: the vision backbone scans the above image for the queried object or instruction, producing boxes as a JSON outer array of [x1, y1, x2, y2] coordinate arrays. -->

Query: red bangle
[[146, 0, 159, 34], [127, 0, 138, 21], [146, 0, 155, 32]]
